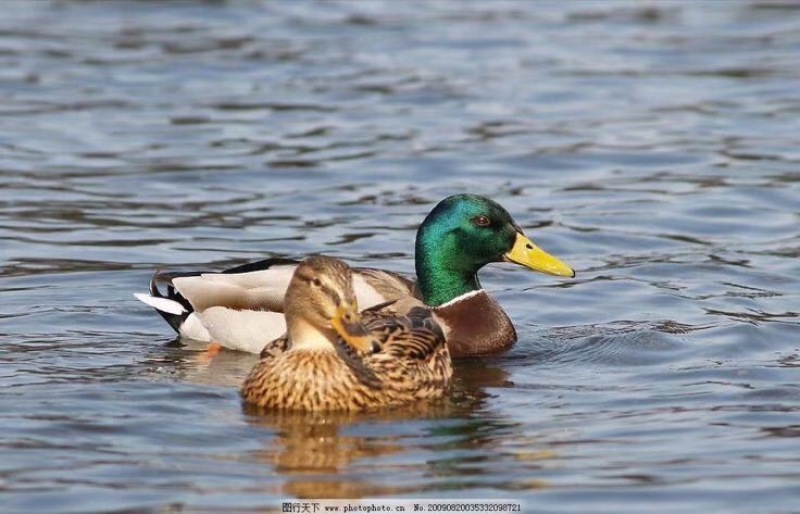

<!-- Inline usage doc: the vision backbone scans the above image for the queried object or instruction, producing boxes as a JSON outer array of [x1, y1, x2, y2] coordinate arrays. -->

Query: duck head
[[415, 194, 575, 306], [285, 256, 380, 353]]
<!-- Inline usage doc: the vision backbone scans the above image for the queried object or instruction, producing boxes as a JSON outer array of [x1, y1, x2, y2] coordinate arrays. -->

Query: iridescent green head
[[415, 194, 575, 307]]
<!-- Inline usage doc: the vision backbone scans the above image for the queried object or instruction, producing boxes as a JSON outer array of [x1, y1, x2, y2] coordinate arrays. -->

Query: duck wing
[[135, 258, 417, 354]]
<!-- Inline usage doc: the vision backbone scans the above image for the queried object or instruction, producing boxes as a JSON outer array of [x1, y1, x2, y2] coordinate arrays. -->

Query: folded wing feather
[[135, 262, 417, 353]]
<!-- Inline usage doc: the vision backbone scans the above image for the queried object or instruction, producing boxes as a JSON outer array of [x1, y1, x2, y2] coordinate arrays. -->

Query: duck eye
[[473, 215, 491, 227], [311, 278, 323, 287]]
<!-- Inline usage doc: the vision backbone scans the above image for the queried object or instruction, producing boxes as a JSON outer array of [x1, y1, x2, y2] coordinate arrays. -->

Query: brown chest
[[433, 291, 517, 358]]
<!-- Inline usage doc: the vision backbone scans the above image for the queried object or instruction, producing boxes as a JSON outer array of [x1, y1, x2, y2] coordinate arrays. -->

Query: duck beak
[[503, 232, 576, 278], [331, 301, 381, 353]]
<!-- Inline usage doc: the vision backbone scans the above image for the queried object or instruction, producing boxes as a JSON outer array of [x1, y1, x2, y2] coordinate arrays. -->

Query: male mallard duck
[[240, 255, 451, 411], [135, 194, 575, 357]]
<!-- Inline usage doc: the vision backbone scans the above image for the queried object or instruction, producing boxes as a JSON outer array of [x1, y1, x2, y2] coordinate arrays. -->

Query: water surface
[[2, 1, 799, 513]]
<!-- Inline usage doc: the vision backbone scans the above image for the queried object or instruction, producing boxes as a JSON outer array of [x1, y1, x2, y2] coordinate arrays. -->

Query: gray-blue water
[[2, 1, 799, 512]]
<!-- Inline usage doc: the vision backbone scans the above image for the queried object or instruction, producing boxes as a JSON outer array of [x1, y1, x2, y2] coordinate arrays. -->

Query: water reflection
[[245, 406, 449, 498], [3, 0, 800, 511], [241, 388, 553, 499], [237, 359, 520, 498], [139, 343, 534, 497], [140, 340, 258, 388]]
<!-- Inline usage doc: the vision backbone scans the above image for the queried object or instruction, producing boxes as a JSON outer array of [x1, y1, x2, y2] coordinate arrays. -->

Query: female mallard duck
[[135, 194, 575, 358], [240, 255, 451, 411]]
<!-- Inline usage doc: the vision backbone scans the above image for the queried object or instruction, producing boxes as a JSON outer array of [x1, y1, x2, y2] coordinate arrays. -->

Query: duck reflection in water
[[241, 358, 519, 499], [141, 339, 554, 497]]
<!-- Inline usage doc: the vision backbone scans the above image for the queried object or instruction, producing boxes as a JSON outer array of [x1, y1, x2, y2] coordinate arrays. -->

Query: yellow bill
[[503, 232, 576, 278], [331, 303, 382, 353]]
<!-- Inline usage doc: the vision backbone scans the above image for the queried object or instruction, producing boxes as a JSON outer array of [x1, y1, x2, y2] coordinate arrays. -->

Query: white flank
[[133, 293, 187, 315], [179, 313, 212, 341], [437, 289, 484, 309], [198, 308, 287, 354]]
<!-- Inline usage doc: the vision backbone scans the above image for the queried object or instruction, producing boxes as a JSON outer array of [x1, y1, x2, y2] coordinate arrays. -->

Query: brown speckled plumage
[[240, 257, 451, 412]]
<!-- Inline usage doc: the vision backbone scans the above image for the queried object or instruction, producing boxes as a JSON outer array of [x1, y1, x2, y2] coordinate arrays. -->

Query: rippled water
[[2, 1, 799, 512]]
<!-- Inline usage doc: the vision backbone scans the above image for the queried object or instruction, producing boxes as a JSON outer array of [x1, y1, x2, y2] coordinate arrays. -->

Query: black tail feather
[[148, 271, 195, 333]]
